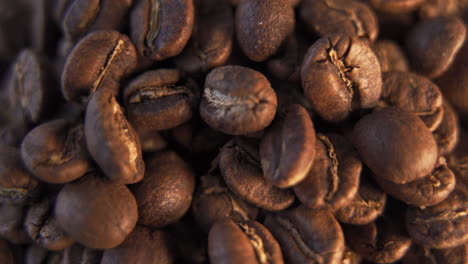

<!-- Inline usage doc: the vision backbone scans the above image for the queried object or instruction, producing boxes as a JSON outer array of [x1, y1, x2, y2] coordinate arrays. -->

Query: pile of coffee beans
[[1, 0, 468, 263]]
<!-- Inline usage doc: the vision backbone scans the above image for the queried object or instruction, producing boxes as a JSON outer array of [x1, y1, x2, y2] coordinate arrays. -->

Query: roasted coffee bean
[[0, 239, 14, 264], [402, 243, 468, 264], [208, 219, 283, 264], [434, 101, 459, 155], [300, 0, 378, 42], [294, 133, 361, 210], [136, 127, 167, 153], [236, 0, 294, 62], [379, 71, 444, 131], [260, 104, 316, 188], [0, 145, 40, 205], [371, 39, 409, 72], [101, 226, 174, 264], [61, 244, 103, 264], [21, 119, 90, 184], [407, 16, 466, 79], [363, 0, 425, 13], [55, 174, 138, 249], [192, 173, 258, 233], [353, 107, 438, 184], [200, 66, 277, 135], [132, 150, 195, 228], [335, 179, 386, 225], [130, 0, 194, 61], [61, 30, 137, 101], [0, 204, 30, 244], [175, 0, 233, 73], [123, 69, 199, 132], [24, 196, 74, 251], [218, 138, 294, 211], [60, 0, 133, 41], [301, 34, 382, 122], [85, 89, 145, 184], [265, 206, 345, 264], [419, 0, 468, 19], [406, 186, 468, 248]]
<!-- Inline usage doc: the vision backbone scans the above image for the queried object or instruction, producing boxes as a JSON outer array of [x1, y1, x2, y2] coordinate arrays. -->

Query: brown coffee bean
[[130, 0, 194, 61], [407, 16, 466, 79], [353, 107, 438, 184], [260, 104, 316, 188], [55, 174, 138, 249], [208, 219, 283, 264], [85, 89, 145, 184], [123, 69, 200, 132], [294, 133, 361, 210], [301, 34, 382, 122], [101, 226, 175, 264], [61, 30, 137, 101], [402, 243, 468, 264], [434, 101, 460, 155], [131, 150, 195, 228], [219, 138, 294, 211], [200, 66, 277, 135], [21, 119, 90, 184], [300, 0, 379, 42], [236, 0, 294, 62], [419, 0, 468, 19], [265, 206, 345, 264], [372, 39, 409, 72]]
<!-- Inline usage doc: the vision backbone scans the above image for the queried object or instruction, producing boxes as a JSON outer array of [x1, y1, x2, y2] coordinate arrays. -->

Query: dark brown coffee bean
[[174, 0, 233, 73], [260, 104, 316, 188], [101, 226, 175, 264], [208, 219, 283, 264], [21, 119, 90, 184], [61, 0, 133, 41], [219, 138, 294, 211], [335, 179, 386, 225], [371, 39, 409, 72], [236, 0, 294, 62], [85, 89, 145, 184], [55, 174, 138, 249], [364, 0, 425, 13], [434, 101, 460, 155], [200, 66, 277, 135], [25, 196, 74, 251], [0, 145, 40, 205], [61, 30, 137, 101], [353, 107, 438, 184], [62, 243, 103, 264], [123, 69, 200, 132], [402, 243, 468, 264], [130, 0, 194, 61], [132, 150, 195, 228], [379, 71, 444, 131], [192, 173, 258, 233], [300, 0, 378, 42], [301, 34, 382, 122], [0, 239, 14, 264], [406, 186, 468, 248], [265, 206, 345, 264], [0, 204, 30, 244], [407, 16, 466, 79], [294, 133, 361, 210]]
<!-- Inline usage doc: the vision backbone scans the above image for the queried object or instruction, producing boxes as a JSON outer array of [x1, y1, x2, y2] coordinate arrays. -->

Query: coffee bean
[[200, 66, 277, 135], [353, 107, 438, 184], [419, 0, 468, 19], [364, 0, 425, 13], [21, 119, 90, 184], [218, 138, 294, 211], [407, 16, 466, 79], [55, 174, 138, 249], [123, 69, 200, 132], [434, 101, 460, 155], [236, 0, 294, 62], [300, 0, 379, 42], [402, 243, 468, 264], [130, 0, 194, 61], [208, 219, 283, 264], [131, 150, 195, 228], [61, 30, 137, 101], [260, 104, 316, 188], [301, 34, 382, 122], [101, 226, 175, 264], [85, 89, 145, 184], [294, 133, 361, 210], [0, 204, 30, 244], [265, 206, 345, 264], [371, 39, 409, 72]]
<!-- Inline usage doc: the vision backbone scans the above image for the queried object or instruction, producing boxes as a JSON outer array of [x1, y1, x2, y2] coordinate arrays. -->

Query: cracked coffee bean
[[200, 65, 277, 135], [208, 219, 283, 264], [371, 39, 409, 72], [301, 34, 382, 122], [123, 69, 199, 132]]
